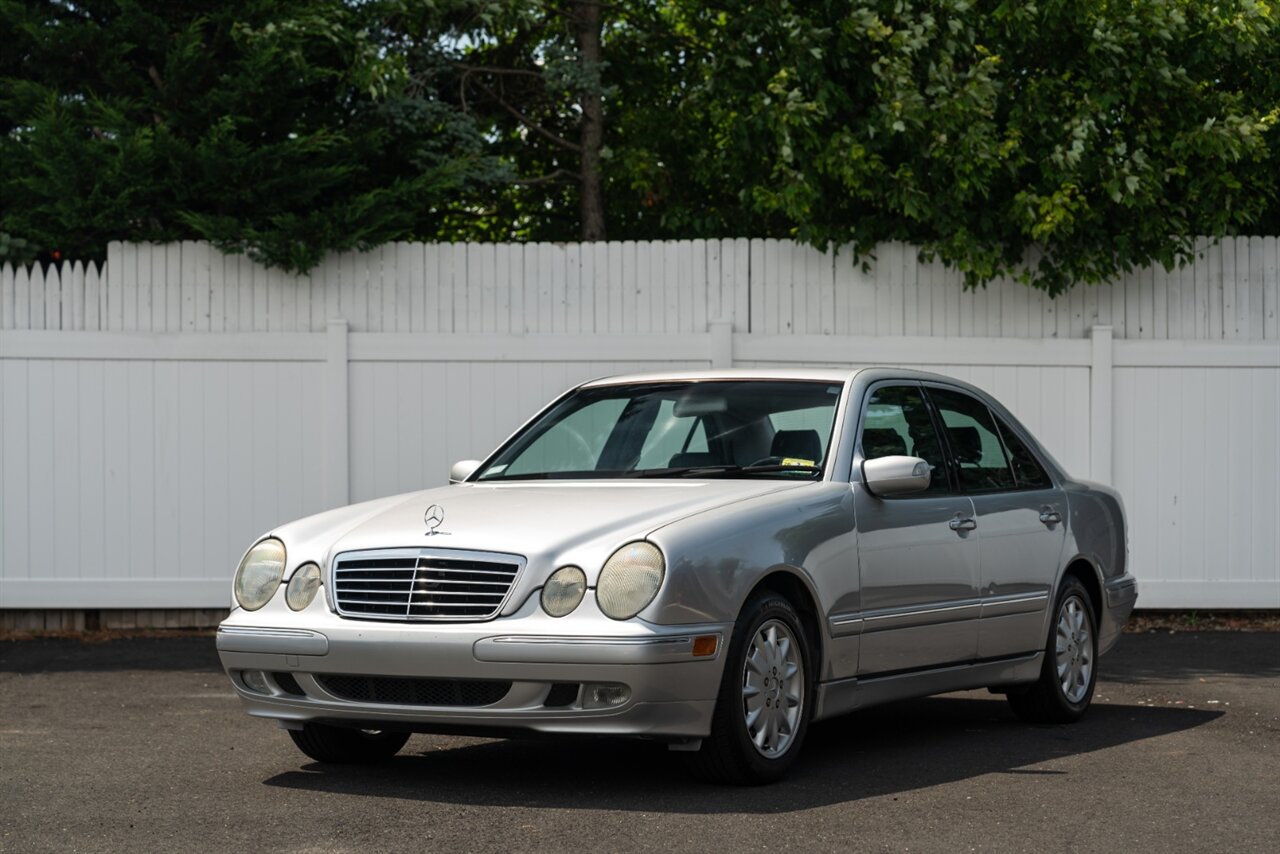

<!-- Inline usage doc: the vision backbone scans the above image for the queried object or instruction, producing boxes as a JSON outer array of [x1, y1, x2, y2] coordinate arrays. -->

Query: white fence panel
[[1, 352, 329, 607], [1114, 366, 1280, 608], [1, 237, 1278, 610]]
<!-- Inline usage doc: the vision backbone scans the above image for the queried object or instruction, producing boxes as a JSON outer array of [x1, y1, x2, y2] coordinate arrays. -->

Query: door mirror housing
[[861, 455, 932, 497], [449, 459, 482, 483]]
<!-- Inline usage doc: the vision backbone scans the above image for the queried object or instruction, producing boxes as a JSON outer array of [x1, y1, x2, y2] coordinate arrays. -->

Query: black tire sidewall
[[715, 592, 815, 781], [290, 723, 409, 763], [1046, 578, 1098, 716]]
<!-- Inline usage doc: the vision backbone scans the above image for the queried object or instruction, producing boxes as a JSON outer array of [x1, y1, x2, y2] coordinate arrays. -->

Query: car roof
[[579, 368, 860, 387], [577, 366, 987, 389]]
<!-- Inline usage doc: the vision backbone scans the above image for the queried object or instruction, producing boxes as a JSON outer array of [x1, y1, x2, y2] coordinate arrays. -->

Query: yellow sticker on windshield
[[782, 457, 815, 467]]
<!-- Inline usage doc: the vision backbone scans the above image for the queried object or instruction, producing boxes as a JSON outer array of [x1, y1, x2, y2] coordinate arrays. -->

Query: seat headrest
[[947, 426, 983, 463], [770, 429, 822, 463], [862, 428, 907, 459]]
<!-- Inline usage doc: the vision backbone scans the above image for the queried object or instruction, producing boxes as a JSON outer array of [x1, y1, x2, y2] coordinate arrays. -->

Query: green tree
[[0, 0, 501, 270], [620, 0, 1280, 293]]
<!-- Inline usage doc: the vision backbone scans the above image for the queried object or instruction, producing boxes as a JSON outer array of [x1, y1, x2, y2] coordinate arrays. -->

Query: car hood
[[274, 479, 809, 570]]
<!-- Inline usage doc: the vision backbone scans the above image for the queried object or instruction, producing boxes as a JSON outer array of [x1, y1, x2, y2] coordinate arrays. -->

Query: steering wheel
[[747, 456, 784, 468]]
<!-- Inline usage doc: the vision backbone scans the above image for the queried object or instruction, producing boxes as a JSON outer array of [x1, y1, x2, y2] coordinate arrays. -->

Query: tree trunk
[[573, 1, 606, 241]]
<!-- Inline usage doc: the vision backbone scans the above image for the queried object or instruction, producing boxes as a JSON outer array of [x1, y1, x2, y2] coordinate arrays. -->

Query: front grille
[[315, 674, 511, 707], [331, 548, 523, 622]]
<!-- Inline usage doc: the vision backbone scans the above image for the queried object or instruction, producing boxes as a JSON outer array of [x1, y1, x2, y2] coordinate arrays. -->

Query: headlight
[[285, 563, 322, 611], [234, 538, 286, 610], [541, 565, 587, 617], [596, 541, 665, 620]]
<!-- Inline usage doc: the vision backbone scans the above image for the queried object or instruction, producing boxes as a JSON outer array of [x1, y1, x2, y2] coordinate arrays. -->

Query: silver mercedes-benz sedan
[[217, 368, 1137, 784]]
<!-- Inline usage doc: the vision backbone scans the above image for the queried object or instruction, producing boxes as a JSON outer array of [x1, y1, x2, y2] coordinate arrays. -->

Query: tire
[[288, 723, 410, 764], [1007, 575, 1098, 724], [685, 590, 814, 785]]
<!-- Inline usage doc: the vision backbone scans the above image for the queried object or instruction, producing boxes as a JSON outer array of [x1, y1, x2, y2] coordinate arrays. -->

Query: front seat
[[770, 429, 822, 463], [861, 428, 907, 459]]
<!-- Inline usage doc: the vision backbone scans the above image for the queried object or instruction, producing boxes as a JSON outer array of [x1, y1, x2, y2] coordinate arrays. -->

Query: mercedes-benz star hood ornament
[[424, 504, 445, 536]]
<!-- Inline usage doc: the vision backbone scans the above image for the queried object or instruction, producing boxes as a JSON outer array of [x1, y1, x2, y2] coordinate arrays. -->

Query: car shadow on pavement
[[263, 694, 1221, 813]]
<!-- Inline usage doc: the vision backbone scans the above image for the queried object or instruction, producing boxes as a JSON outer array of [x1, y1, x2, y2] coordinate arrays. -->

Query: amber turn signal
[[692, 635, 718, 657]]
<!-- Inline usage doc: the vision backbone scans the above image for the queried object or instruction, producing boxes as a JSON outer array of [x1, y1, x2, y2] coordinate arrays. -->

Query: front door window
[[861, 385, 950, 494]]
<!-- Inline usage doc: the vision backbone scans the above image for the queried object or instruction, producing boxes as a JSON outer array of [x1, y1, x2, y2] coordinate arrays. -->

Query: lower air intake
[[315, 674, 511, 707]]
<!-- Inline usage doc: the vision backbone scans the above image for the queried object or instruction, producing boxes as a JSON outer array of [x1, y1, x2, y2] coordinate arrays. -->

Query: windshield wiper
[[631, 463, 821, 478], [629, 464, 740, 478]]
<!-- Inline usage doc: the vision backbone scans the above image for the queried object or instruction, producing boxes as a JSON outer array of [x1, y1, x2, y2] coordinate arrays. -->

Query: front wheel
[[685, 591, 813, 785], [1007, 576, 1098, 724], [288, 723, 410, 764]]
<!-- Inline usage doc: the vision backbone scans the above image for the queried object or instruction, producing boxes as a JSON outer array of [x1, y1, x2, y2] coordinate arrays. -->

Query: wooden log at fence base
[[0, 609, 230, 631]]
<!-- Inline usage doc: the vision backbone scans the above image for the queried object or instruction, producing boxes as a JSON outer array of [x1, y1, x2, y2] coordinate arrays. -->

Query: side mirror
[[449, 459, 482, 484], [861, 455, 932, 497]]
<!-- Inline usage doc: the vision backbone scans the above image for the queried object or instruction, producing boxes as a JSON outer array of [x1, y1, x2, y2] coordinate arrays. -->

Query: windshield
[[474, 380, 843, 481]]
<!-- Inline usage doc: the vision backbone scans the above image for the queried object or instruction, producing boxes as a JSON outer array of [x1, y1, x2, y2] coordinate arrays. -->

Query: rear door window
[[926, 387, 1017, 492]]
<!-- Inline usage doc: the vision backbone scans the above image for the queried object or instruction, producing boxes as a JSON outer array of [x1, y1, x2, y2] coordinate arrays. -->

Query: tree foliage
[[0, 0, 501, 270], [601, 0, 1280, 293], [2, 0, 1278, 291]]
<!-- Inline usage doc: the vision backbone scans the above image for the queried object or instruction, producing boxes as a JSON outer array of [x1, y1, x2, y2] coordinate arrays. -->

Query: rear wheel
[[685, 591, 813, 785], [288, 723, 410, 764], [1007, 575, 1097, 724]]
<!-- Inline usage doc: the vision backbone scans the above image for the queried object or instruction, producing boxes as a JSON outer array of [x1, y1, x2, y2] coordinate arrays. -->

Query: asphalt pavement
[[2, 631, 1277, 853]]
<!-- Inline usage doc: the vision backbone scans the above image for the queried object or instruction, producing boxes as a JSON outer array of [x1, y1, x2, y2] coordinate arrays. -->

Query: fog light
[[582, 683, 631, 709], [242, 670, 270, 694]]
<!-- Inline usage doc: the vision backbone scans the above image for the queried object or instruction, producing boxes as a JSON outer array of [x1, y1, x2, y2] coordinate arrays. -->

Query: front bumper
[[216, 598, 730, 740]]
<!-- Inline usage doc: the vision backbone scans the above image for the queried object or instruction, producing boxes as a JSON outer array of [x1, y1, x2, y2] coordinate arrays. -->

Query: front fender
[[641, 482, 857, 679]]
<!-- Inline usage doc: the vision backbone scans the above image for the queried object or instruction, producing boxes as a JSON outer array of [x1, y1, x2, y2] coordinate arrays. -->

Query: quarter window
[[927, 387, 1017, 492], [995, 415, 1052, 489], [861, 385, 949, 494]]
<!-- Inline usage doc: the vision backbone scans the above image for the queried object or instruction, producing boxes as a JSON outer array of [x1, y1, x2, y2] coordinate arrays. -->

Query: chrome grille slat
[[331, 548, 525, 622], [337, 580, 511, 589], [407, 590, 507, 598], [417, 569, 517, 577]]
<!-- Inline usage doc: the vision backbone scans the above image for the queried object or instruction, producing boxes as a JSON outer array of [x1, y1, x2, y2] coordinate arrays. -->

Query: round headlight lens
[[596, 541, 665, 620], [234, 539, 286, 610], [541, 565, 587, 617], [285, 563, 322, 611]]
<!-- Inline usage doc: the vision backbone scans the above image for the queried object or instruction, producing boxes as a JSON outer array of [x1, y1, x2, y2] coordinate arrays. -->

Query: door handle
[[949, 517, 977, 532], [1039, 510, 1062, 525]]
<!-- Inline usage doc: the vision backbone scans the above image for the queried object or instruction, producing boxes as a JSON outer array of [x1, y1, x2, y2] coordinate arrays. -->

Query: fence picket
[[44, 261, 62, 331], [1265, 236, 1278, 340], [28, 264, 46, 330]]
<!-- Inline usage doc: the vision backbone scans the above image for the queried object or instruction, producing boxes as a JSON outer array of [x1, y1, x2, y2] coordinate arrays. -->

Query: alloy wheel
[[1055, 594, 1094, 704], [741, 619, 805, 757]]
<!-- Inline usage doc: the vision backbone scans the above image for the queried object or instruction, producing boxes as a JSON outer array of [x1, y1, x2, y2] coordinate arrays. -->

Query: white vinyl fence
[[1, 238, 1277, 610]]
